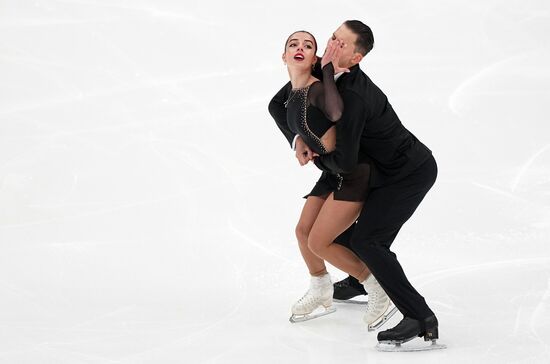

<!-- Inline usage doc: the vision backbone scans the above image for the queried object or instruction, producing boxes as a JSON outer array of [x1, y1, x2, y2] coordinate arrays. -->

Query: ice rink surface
[[1, 0, 549, 363]]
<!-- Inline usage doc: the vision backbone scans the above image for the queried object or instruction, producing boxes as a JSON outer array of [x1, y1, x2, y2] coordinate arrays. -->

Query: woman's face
[[282, 32, 317, 71]]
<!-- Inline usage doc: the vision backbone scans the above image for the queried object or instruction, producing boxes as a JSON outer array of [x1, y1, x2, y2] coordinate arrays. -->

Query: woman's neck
[[288, 69, 313, 89]]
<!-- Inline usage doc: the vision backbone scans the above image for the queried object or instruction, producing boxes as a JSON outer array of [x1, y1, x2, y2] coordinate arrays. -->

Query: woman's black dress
[[282, 65, 370, 202]]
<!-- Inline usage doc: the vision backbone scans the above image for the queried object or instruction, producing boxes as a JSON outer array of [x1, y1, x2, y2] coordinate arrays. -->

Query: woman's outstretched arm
[[268, 82, 295, 148]]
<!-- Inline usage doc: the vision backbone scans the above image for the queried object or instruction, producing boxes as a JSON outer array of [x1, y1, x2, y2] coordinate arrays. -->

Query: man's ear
[[351, 53, 363, 66]]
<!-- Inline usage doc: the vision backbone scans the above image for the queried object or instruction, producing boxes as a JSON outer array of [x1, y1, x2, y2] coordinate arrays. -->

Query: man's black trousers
[[335, 155, 438, 320]]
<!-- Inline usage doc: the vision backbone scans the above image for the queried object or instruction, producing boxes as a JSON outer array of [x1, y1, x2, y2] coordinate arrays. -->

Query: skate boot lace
[[366, 288, 389, 318], [334, 278, 351, 288], [366, 291, 378, 313], [297, 289, 317, 305]]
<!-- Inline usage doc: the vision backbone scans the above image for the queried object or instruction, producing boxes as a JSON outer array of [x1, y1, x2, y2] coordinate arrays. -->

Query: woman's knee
[[295, 223, 310, 245], [307, 232, 328, 257]]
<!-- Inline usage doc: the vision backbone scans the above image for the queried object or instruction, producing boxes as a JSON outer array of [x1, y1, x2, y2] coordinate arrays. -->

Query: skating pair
[[289, 274, 397, 332]]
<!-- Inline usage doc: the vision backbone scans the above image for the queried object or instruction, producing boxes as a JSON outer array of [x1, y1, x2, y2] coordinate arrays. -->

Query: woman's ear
[[282, 53, 287, 65]]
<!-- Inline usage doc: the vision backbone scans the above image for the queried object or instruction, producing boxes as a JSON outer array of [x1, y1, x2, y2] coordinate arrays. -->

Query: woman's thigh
[[296, 196, 327, 239], [309, 193, 363, 247]]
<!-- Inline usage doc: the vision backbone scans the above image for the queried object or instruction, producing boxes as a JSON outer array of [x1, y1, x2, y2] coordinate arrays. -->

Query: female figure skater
[[268, 31, 392, 327]]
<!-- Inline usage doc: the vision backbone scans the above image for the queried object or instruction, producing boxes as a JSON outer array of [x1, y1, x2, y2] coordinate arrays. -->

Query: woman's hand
[[321, 39, 350, 74]]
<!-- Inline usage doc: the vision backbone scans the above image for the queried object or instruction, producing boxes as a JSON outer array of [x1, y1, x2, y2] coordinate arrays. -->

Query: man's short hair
[[344, 20, 374, 56]]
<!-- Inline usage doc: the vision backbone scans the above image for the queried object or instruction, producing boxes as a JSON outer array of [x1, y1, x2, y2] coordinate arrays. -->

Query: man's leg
[[350, 156, 438, 320]]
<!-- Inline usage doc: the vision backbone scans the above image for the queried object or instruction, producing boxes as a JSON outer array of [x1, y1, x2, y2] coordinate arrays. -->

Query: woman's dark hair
[[284, 30, 318, 54], [344, 20, 374, 56]]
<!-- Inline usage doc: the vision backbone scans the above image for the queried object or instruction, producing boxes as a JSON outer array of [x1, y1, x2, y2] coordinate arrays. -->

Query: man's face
[[332, 24, 361, 68]]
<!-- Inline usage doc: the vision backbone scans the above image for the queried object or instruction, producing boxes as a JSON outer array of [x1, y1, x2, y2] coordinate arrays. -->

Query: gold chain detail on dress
[[301, 84, 327, 155]]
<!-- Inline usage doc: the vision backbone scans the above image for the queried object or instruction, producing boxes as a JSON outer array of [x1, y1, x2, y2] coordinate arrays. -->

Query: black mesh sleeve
[[308, 63, 343, 122]]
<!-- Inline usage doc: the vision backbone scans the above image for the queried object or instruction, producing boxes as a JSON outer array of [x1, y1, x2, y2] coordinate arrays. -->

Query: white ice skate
[[362, 275, 398, 331], [289, 274, 336, 323]]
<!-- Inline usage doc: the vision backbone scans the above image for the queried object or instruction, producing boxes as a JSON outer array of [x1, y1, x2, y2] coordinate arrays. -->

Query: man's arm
[[268, 82, 295, 148], [314, 90, 367, 173]]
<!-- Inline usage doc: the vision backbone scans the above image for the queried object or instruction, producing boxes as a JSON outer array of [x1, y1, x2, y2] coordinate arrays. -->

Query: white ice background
[[1, 0, 550, 363]]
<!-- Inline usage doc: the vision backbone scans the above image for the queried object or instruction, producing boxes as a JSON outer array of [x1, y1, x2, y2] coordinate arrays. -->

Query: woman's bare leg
[[308, 193, 370, 282], [295, 195, 328, 276]]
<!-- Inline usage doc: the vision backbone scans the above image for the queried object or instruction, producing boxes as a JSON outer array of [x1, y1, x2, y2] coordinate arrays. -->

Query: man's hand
[[321, 38, 350, 74], [295, 136, 314, 166]]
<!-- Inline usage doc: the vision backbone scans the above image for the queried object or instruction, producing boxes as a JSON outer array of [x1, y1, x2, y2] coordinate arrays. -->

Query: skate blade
[[376, 339, 447, 352], [333, 298, 368, 305], [367, 306, 399, 332], [289, 307, 336, 323]]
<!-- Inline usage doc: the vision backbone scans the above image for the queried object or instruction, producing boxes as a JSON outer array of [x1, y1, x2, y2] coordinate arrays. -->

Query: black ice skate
[[376, 315, 446, 352], [333, 275, 367, 304]]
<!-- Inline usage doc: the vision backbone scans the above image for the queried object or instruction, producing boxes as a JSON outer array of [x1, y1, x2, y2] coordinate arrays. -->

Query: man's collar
[[336, 64, 360, 81]]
